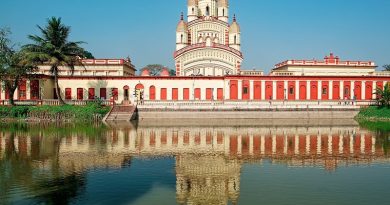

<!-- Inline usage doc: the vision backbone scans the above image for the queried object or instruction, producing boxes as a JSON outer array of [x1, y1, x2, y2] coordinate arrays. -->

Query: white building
[[174, 0, 243, 76], [271, 53, 377, 76]]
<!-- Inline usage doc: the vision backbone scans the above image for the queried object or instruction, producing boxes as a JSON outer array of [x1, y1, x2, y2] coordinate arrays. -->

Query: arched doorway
[[135, 83, 144, 103], [149, 86, 156, 100], [123, 85, 130, 101], [230, 80, 238, 100]]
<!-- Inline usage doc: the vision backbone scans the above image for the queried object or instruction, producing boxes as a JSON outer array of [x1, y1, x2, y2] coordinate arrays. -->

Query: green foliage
[[356, 106, 390, 121], [0, 104, 110, 121], [358, 120, 390, 132], [0, 27, 38, 105], [374, 83, 390, 107], [83, 50, 94, 59], [22, 17, 86, 104], [383, 64, 390, 71]]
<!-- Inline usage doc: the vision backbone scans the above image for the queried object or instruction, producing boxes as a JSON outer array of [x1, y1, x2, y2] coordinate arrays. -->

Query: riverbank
[[138, 109, 360, 120], [0, 103, 110, 122], [355, 106, 390, 122]]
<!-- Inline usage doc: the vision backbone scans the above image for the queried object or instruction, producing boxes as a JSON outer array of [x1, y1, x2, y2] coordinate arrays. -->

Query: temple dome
[[229, 15, 240, 33], [188, 0, 198, 6], [218, 0, 228, 7], [177, 13, 188, 32], [177, 20, 188, 32], [141, 69, 150, 76], [160, 68, 170, 76]]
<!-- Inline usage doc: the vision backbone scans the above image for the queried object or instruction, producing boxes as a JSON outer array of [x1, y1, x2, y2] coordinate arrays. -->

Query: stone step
[[105, 105, 136, 122]]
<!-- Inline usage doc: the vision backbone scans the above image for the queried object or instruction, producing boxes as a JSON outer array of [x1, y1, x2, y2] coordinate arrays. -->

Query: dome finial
[[181, 12, 184, 20], [233, 14, 236, 22]]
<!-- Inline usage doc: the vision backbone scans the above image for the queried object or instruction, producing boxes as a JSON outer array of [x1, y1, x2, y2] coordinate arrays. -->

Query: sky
[[1, 0, 389, 73]]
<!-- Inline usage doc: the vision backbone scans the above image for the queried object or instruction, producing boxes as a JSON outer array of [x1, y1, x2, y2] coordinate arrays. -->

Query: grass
[[0, 102, 110, 122], [355, 106, 390, 121]]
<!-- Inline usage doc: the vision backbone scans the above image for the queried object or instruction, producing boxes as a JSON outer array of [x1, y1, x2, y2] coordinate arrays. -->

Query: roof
[[274, 53, 376, 70], [229, 15, 240, 33]]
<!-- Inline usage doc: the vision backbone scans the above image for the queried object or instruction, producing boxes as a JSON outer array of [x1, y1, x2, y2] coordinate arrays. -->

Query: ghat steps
[[104, 105, 137, 122]]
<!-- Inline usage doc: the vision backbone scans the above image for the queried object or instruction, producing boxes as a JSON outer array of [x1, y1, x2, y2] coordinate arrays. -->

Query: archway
[[149, 86, 156, 100], [205, 37, 212, 47], [135, 83, 145, 103], [123, 85, 129, 101]]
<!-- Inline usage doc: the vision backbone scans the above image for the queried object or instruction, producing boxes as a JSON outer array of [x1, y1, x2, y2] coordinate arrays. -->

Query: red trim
[[242, 80, 250, 100], [172, 88, 179, 101], [265, 81, 273, 100], [194, 88, 201, 100], [56, 75, 390, 82], [183, 88, 190, 100], [288, 81, 295, 100], [276, 81, 284, 100], [365, 81, 373, 100], [299, 81, 307, 100], [354, 81, 362, 100], [77, 88, 83, 100], [310, 81, 318, 100], [333, 81, 340, 100], [217, 88, 223, 100], [230, 80, 238, 100], [160, 88, 167, 100], [253, 81, 261, 100], [65, 88, 72, 100], [321, 81, 329, 100], [149, 86, 156, 100], [100, 88, 107, 100], [206, 88, 213, 100], [88, 88, 95, 100]]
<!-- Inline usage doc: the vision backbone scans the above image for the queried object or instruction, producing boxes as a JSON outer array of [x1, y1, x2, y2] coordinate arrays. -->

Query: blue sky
[[1, 0, 389, 73]]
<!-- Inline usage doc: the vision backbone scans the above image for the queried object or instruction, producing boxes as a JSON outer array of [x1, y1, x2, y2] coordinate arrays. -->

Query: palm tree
[[375, 83, 390, 107], [23, 17, 85, 104]]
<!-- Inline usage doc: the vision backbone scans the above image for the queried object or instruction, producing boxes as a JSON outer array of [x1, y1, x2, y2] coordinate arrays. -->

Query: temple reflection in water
[[1, 122, 389, 205]]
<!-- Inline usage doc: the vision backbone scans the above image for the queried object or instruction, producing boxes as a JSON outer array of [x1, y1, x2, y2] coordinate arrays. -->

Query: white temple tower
[[174, 0, 243, 76]]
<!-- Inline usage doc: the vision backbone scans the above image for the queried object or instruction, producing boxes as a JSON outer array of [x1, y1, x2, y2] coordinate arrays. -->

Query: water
[[1, 119, 390, 205]]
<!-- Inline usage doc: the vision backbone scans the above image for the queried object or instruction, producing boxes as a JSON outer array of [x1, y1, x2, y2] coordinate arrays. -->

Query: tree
[[169, 69, 176, 76], [383, 65, 390, 71], [140, 64, 175, 76], [23, 17, 86, 104], [375, 83, 390, 107], [83, 50, 94, 59], [0, 27, 38, 106]]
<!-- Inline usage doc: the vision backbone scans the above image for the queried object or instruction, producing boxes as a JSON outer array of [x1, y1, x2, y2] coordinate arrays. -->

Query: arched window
[[192, 8, 194, 14], [223, 9, 225, 16], [149, 86, 156, 100], [181, 34, 183, 43], [234, 35, 237, 44], [206, 6, 210, 16]]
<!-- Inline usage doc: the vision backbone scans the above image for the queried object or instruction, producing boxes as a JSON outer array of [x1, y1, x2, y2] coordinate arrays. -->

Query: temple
[[174, 0, 243, 76]]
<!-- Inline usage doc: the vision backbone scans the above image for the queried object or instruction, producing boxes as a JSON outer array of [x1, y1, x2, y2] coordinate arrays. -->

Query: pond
[[1, 119, 390, 205]]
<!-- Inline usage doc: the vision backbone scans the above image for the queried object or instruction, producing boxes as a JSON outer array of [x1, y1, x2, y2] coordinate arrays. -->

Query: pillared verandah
[[1, 0, 390, 106]]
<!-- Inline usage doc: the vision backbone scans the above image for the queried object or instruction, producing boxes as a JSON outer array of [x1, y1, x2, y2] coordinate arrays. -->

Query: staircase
[[104, 105, 137, 122]]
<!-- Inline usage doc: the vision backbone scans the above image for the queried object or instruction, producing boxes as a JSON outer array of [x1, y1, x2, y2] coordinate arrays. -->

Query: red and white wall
[[1, 76, 389, 103]]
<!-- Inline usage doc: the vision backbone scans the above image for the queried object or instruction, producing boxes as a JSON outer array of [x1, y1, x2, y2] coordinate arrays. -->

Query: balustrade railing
[[0, 99, 374, 109], [137, 100, 371, 110]]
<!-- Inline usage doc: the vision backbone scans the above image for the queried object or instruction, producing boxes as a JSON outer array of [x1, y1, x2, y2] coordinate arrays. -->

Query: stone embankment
[[137, 101, 360, 119]]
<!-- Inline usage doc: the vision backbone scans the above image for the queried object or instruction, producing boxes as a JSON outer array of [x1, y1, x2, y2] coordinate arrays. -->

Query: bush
[[0, 105, 110, 121], [356, 106, 390, 121]]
